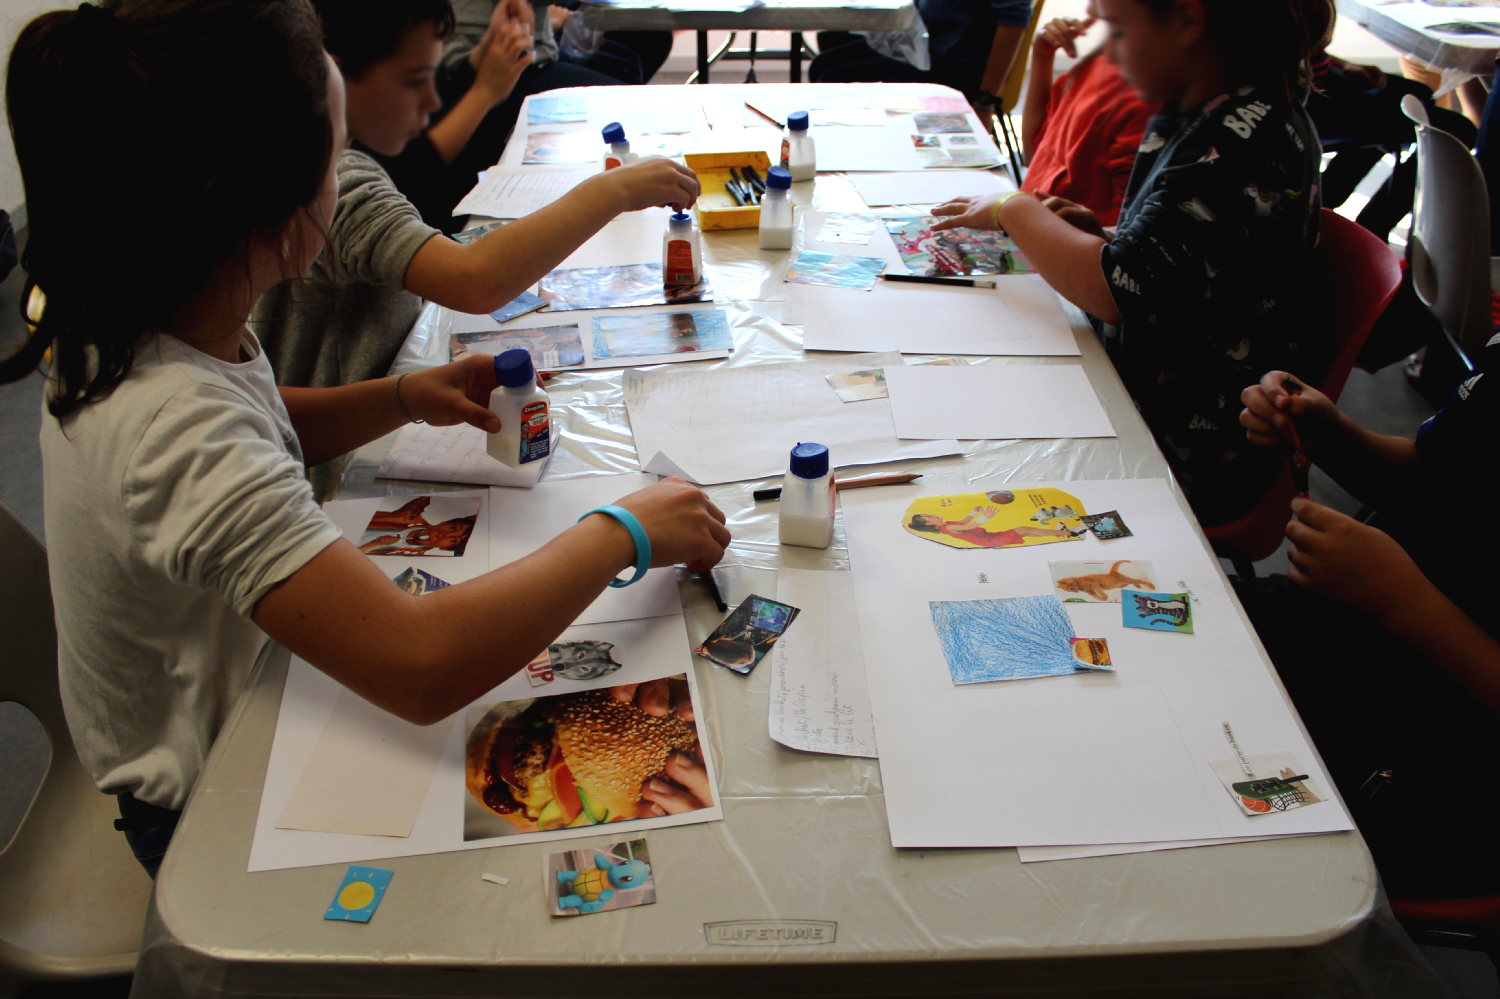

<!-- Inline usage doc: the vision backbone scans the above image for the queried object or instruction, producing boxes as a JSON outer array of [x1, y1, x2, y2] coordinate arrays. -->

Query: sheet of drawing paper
[[768, 569, 878, 758], [799, 212, 907, 266], [1015, 834, 1308, 863], [248, 613, 722, 871], [275, 687, 450, 837], [812, 126, 924, 172], [884, 364, 1115, 439], [376, 422, 549, 488], [453, 167, 594, 218], [839, 478, 1354, 848], [449, 302, 731, 370], [849, 170, 1012, 208], [621, 352, 961, 485], [488, 474, 682, 626], [322, 491, 492, 584], [794, 277, 1080, 356]]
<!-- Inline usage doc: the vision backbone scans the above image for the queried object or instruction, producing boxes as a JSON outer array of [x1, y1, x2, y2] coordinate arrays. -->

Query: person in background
[[3, 0, 729, 878], [810, 0, 1034, 99], [929, 0, 1332, 527], [1019, 15, 1157, 227], [256, 0, 699, 493], [1235, 353, 1500, 897]]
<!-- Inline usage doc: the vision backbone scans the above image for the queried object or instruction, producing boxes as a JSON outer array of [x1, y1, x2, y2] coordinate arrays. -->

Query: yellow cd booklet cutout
[[902, 489, 1087, 550]]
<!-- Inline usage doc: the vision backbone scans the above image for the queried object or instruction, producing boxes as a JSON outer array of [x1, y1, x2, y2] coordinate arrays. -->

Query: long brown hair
[[1139, 0, 1335, 103], [2, 0, 333, 418]]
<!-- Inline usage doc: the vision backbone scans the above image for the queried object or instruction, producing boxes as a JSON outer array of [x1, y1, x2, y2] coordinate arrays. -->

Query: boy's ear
[[1172, 0, 1209, 48]]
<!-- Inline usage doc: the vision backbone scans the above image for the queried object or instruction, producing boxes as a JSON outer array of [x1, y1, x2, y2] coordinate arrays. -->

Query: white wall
[[2, 1, 72, 220]]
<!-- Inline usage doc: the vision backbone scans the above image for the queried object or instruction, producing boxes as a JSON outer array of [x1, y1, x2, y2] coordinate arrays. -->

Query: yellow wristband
[[992, 189, 1025, 229]]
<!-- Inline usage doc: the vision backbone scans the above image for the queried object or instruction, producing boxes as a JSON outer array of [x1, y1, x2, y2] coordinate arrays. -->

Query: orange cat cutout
[[1051, 560, 1156, 602]]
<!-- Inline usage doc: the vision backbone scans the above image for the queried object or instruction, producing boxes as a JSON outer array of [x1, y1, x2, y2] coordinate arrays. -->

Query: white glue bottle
[[486, 348, 551, 468], [778, 442, 835, 549], [602, 122, 632, 170], [662, 212, 702, 285], [758, 166, 795, 250], [779, 110, 816, 182]]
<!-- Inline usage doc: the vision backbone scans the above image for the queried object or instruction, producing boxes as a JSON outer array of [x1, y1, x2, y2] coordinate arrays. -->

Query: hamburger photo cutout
[[464, 678, 707, 838]]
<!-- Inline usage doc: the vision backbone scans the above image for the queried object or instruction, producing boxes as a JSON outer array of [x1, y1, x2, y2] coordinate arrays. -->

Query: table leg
[[790, 30, 804, 83], [697, 29, 710, 84]]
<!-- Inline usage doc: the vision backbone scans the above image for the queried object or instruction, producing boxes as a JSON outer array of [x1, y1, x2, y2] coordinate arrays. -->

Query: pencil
[[753, 472, 921, 501], [881, 274, 996, 289]]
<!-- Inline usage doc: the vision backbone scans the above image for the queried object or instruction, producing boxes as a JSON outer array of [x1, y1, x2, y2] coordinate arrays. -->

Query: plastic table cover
[[1336, 0, 1500, 77], [131, 85, 1447, 998], [576, 0, 915, 37]]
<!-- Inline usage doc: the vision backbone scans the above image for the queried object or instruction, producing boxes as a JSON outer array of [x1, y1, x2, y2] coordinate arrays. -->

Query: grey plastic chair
[[1402, 93, 1493, 363], [0, 501, 151, 996]]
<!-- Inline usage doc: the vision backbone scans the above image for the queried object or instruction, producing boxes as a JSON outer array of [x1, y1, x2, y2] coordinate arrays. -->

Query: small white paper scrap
[[481, 873, 510, 886]]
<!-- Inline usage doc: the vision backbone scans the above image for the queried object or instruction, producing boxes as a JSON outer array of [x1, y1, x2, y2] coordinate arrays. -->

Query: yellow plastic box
[[685, 151, 772, 231]]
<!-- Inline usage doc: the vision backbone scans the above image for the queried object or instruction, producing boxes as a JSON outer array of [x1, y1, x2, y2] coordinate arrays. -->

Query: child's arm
[[1239, 370, 1419, 505], [1022, 18, 1094, 161], [1285, 498, 1500, 719], [403, 156, 701, 315], [254, 478, 731, 725], [932, 192, 1118, 322], [427, 15, 534, 165], [280, 353, 500, 467], [979, 23, 1027, 98]]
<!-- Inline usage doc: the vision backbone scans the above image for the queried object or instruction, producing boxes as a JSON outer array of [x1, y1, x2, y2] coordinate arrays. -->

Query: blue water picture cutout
[[929, 596, 1078, 684]]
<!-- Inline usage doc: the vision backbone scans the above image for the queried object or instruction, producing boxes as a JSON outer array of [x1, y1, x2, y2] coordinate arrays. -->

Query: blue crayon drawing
[[929, 596, 1078, 684]]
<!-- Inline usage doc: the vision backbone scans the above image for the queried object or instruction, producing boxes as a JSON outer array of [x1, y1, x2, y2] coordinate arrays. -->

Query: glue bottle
[[602, 122, 632, 170], [758, 166, 794, 250], [486, 348, 550, 468], [778, 442, 835, 549], [662, 212, 702, 285], [779, 110, 816, 182]]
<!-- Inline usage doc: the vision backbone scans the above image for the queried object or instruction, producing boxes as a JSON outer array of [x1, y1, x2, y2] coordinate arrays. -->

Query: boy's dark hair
[[314, 0, 456, 79], [2, 0, 332, 418], [908, 516, 941, 534], [1140, 0, 1335, 103]]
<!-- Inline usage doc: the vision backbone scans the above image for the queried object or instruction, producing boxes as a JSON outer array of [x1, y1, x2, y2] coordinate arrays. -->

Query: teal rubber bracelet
[[579, 505, 650, 588]]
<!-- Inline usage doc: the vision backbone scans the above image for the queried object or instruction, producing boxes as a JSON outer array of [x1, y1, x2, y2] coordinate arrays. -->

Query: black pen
[[881, 273, 996, 289], [702, 572, 728, 613]]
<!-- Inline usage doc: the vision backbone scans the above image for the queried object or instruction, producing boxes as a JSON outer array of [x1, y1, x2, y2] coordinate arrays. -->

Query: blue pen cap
[[668, 211, 693, 229], [494, 347, 536, 388], [788, 442, 829, 479], [602, 122, 626, 144], [786, 110, 809, 132], [766, 166, 792, 190]]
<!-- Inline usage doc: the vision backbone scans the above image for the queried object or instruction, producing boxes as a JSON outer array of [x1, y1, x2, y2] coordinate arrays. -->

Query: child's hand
[[1035, 192, 1105, 238], [609, 476, 730, 568], [600, 156, 701, 213], [399, 353, 502, 432], [1239, 370, 1337, 450], [474, 18, 534, 103], [1285, 498, 1427, 618], [610, 675, 693, 720], [931, 195, 1004, 232], [1033, 16, 1095, 59]]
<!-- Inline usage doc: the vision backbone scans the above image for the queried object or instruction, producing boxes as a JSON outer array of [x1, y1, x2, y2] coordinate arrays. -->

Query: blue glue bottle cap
[[788, 442, 829, 479], [669, 211, 692, 228], [766, 166, 792, 190], [786, 110, 809, 132], [494, 347, 536, 388], [601, 122, 626, 144]]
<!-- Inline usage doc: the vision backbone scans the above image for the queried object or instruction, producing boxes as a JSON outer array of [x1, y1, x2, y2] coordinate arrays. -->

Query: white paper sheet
[[794, 276, 1080, 356], [248, 614, 722, 872], [768, 569, 878, 758], [621, 352, 962, 485], [1015, 835, 1309, 863], [850, 170, 1012, 207], [376, 422, 551, 488], [813, 126, 923, 172], [488, 474, 682, 626], [884, 365, 1115, 440], [453, 167, 594, 218], [275, 687, 450, 837], [840, 478, 1355, 848]]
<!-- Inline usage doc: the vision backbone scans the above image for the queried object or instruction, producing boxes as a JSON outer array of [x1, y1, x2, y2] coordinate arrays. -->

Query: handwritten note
[[768, 569, 877, 759], [453, 167, 593, 219], [376, 422, 547, 488]]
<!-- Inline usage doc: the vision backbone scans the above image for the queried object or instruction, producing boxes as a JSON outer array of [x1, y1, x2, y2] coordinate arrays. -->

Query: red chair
[[1388, 894, 1500, 968], [1205, 209, 1403, 578]]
